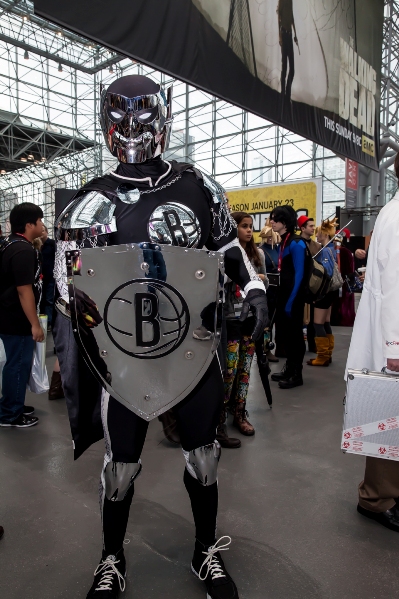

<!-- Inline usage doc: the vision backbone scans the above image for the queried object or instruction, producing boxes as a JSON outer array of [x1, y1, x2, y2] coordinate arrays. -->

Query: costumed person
[[307, 218, 339, 367], [259, 220, 280, 362], [270, 206, 307, 389], [223, 212, 268, 437], [52, 75, 268, 599], [331, 228, 356, 327], [346, 154, 399, 531], [298, 215, 321, 354]]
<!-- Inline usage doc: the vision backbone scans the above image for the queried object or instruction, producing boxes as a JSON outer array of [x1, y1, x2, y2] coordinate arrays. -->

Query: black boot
[[191, 537, 239, 599], [158, 408, 181, 445], [86, 548, 126, 598], [278, 368, 303, 389], [270, 362, 290, 382], [216, 409, 241, 448]]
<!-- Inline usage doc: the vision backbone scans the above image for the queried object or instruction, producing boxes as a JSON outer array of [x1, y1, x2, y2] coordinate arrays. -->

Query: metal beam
[[0, 32, 125, 73]]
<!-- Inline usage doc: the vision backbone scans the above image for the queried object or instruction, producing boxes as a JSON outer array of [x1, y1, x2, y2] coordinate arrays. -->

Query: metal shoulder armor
[[201, 172, 226, 205], [199, 171, 236, 243], [55, 190, 117, 241]]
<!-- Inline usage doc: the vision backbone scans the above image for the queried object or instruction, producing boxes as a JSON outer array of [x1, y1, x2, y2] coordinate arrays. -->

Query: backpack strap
[[262, 248, 277, 271], [0, 237, 30, 255]]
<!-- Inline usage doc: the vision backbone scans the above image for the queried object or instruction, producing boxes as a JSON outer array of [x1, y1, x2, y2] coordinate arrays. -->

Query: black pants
[[54, 313, 224, 555], [276, 300, 305, 371], [281, 28, 295, 101], [103, 355, 223, 460], [101, 356, 223, 554]]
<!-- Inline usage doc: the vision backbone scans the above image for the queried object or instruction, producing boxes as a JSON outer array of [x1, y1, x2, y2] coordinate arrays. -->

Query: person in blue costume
[[269, 206, 308, 389]]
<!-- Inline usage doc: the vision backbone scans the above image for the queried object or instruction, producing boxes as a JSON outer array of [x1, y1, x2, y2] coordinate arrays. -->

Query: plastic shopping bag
[[0, 337, 6, 395], [27, 315, 49, 394]]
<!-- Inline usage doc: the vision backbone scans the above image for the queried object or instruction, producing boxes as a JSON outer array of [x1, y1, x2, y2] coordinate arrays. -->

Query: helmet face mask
[[100, 80, 173, 163]]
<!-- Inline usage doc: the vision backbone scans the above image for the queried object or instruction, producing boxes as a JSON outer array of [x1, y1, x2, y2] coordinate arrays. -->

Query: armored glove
[[239, 289, 269, 341]]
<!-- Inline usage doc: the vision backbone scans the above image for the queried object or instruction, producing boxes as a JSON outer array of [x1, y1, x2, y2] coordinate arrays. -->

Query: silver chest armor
[[54, 168, 233, 303], [54, 169, 230, 246]]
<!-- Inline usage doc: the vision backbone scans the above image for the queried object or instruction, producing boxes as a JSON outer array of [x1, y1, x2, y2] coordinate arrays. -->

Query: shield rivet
[[144, 395, 150, 401], [185, 351, 194, 360], [141, 262, 149, 271], [100, 350, 108, 357], [195, 270, 205, 280], [87, 269, 95, 277]]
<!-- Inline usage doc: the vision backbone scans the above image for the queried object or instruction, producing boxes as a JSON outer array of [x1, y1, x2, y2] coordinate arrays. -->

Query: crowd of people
[[0, 202, 361, 445]]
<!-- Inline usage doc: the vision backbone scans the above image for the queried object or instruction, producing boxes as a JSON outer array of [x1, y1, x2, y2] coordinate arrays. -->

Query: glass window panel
[[217, 172, 243, 188], [282, 162, 312, 180], [246, 148, 275, 165], [215, 133, 242, 153], [216, 153, 242, 173], [189, 89, 212, 108], [189, 121, 213, 140], [18, 94, 45, 121], [194, 159, 213, 175], [247, 112, 269, 129], [192, 140, 212, 158], [216, 114, 242, 136]]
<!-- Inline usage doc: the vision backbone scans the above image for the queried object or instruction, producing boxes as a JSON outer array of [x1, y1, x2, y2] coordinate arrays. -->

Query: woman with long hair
[[223, 211, 268, 436], [307, 218, 339, 367]]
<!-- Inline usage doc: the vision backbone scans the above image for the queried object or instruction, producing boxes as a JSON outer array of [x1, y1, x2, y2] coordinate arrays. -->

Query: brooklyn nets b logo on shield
[[103, 279, 190, 359]]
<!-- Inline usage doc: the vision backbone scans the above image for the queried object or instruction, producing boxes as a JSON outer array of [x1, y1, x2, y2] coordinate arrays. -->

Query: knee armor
[[103, 460, 142, 501], [183, 442, 221, 486]]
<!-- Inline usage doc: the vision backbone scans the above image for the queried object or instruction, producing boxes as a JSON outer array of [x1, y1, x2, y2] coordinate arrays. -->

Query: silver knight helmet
[[99, 75, 173, 163]]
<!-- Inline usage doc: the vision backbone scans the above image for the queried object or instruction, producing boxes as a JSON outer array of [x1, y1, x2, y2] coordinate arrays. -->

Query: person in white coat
[[346, 158, 399, 531]]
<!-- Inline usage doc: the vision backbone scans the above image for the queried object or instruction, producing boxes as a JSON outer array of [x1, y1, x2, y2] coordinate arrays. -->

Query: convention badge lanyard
[[15, 233, 31, 243], [278, 233, 290, 272]]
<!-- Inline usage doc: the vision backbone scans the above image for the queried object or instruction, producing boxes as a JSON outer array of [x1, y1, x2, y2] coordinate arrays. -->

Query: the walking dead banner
[[35, 0, 384, 170]]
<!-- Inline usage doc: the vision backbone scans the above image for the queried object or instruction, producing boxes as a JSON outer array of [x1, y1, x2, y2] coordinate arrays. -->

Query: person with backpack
[[298, 216, 321, 354], [307, 218, 340, 367], [270, 206, 308, 389], [0, 203, 45, 428]]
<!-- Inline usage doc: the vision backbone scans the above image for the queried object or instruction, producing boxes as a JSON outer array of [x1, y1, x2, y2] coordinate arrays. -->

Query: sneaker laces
[[199, 536, 231, 582], [93, 556, 126, 592]]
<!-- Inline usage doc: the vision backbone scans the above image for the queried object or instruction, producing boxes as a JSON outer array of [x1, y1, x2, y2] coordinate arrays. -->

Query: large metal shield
[[66, 243, 223, 421]]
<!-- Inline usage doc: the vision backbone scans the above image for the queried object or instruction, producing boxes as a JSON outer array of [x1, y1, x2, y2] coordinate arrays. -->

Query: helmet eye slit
[[106, 105, 126, 124]]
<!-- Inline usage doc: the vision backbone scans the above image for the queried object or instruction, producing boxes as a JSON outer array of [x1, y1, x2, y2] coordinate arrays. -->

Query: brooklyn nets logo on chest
[[148, 203, 201, 248]]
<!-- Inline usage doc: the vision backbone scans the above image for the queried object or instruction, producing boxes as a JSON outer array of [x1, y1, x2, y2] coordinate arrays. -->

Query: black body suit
[[53, 157, 264, 557]]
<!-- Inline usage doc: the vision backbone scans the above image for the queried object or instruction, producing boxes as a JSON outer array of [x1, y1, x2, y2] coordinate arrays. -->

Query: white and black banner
[[35, 0, 384, 170]]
